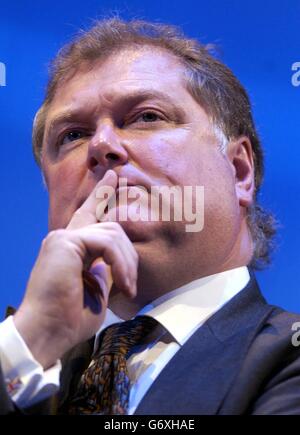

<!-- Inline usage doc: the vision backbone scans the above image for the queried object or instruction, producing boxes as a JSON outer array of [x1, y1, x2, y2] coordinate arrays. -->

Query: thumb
[[89, 259, 113, 301]]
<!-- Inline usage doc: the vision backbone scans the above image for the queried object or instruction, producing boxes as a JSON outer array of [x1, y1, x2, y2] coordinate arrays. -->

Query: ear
[[227, 137, 255, 208]]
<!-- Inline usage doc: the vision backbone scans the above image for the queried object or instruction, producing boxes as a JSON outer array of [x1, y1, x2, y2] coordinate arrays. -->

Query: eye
[[131, 111, 165, 124], [140, 112, 160, 122], [60, 130, 87, 145]]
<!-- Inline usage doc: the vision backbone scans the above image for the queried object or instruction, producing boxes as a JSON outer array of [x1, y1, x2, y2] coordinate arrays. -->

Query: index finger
[[67, 169, 118, 230]]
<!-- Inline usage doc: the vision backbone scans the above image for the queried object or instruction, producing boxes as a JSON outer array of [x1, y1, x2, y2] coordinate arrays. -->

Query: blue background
[[0, 0, 299, 316]]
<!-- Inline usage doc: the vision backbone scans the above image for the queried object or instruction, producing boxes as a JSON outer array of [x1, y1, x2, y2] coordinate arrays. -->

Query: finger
[[105, 226, 138, 296], [82, 269, 106, 299], [89, 259, 113, 297], [82, 269, 106, 312], [76, 228, 134, 296], [67, 169, 118, 230], [84, 223, 138, 297]]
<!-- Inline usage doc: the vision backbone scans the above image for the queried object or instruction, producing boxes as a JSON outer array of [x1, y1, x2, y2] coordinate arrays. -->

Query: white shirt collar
[[97, 266, 250, 347]]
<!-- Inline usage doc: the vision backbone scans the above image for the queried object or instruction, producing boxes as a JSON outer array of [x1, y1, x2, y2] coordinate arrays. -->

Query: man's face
[[41, 47, 244, 292]]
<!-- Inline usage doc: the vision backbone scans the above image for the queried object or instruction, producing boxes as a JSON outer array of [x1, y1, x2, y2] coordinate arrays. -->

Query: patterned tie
[[68, 316, 157, 415]]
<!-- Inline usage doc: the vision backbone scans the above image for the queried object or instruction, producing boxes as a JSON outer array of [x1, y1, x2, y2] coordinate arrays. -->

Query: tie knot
[[97, 316, 157, 358]]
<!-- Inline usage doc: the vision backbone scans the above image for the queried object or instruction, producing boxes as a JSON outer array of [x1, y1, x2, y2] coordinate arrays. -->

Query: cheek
[[201, 161, 240, 253], [139, 134, 227, 191], [169, 145, 239, 235], [46, 155, 86, 229], [199, 153, 237, 215], [132, 130, 195, 181]]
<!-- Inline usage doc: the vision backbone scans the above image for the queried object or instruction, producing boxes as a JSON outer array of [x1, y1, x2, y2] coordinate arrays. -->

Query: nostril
[[106, 153, 119, 161], [88, 151, 123, 171]]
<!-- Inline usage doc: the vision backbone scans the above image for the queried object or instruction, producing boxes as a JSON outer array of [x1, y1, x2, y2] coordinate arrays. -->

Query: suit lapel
[[135, 276, 275, 414], [57, 276, 275, 415]]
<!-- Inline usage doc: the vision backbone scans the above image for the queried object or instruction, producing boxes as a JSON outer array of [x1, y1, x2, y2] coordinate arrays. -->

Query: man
[[0, 18, 299, 415]]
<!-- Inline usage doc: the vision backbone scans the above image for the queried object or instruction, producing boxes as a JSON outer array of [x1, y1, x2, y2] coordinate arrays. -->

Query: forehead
[[48, 47, 189, 112]]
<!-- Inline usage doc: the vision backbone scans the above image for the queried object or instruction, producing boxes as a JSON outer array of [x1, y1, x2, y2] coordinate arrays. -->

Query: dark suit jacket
[[1, 275, 300, 415]]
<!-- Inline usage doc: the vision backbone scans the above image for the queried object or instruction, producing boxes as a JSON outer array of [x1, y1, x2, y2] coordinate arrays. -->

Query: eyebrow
[[46, 89, 186, 134]]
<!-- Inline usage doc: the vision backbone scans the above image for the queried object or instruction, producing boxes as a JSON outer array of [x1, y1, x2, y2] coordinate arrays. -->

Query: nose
[[87, 122, 128, 172]]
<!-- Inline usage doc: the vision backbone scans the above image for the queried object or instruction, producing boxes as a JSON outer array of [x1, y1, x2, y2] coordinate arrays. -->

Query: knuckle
[[106, 221, 123, 233], [42, 229, 67, 247]]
